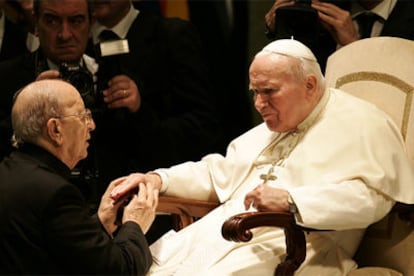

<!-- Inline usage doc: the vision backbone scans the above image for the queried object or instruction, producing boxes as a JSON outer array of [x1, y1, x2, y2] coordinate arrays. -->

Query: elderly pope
[[110, 39, 414, 275]]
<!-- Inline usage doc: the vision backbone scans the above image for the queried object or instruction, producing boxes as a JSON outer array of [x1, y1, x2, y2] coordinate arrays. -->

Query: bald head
[[12, 79, 81, 147], [11, 79, 93, 169]]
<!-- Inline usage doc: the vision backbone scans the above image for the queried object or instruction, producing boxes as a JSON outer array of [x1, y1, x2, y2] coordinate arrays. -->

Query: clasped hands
[[109, 173, 291, 220], [98, 177, 159, 237]]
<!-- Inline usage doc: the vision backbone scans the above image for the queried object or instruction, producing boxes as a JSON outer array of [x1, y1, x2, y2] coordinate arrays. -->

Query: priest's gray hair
[[11, 82, 62, 148], [257, 39, 326, 92]]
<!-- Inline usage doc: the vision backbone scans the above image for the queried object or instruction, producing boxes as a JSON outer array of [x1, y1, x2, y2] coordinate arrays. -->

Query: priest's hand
[[109, 172, 162, 201], [122, 182, 159, 234], [244, 184, 290, 212], [98, 178, 132, 236]]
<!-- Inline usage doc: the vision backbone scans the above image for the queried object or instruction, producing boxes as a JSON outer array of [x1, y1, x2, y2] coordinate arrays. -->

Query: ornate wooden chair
[[157, 37, 414, 275]]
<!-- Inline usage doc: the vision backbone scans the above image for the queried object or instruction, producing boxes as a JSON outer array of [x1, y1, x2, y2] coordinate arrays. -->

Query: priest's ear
[[46, 118, 63, 146]]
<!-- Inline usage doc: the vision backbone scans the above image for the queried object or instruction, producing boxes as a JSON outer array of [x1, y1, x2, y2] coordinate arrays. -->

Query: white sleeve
[[289, 180, 394, 230]]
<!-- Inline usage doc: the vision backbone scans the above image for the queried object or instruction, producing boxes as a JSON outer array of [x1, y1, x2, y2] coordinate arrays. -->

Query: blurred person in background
[[90, 0, 221, 243], [265, 0, 414, 72]]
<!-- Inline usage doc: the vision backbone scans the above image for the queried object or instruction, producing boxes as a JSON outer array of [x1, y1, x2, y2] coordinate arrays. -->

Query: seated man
[[0, 79, 158, 275], [110, 39, 414, 275]]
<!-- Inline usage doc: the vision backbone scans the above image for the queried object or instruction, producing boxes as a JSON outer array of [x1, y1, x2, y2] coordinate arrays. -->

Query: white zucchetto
[[261, 39, 317, 62]]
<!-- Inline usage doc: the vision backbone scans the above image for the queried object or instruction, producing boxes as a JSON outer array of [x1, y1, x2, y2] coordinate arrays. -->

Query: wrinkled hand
[[103, 74, 141, 113], [98, 179, 130, 236], [109, 173, 162, 202], [312, 0, 358, 46], [265, 0, 295, 34], [244, 184, 290, 212], [36, 70, 60, 81], [123, 182, 159, 234]]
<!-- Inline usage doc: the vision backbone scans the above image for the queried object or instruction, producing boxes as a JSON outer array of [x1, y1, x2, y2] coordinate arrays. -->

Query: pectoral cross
[[260, 165, 277, 184]]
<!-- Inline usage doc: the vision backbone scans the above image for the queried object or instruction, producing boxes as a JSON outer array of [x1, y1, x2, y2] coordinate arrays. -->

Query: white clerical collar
[[91, 3, 139, 44], [351, 0, 397, 21], [255, 88, 330, 166]]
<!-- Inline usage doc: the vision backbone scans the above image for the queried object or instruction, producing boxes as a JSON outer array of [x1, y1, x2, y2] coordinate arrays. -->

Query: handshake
[[99, 173, 161, 236]]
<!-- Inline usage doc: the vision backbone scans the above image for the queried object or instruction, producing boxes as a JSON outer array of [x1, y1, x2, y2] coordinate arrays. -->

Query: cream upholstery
[[324, 37, 414, 276]]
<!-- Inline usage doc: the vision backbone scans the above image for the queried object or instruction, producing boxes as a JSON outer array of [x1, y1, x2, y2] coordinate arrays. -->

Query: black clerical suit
[[0, 144, 151, 275], [0, 12, 219, 212]]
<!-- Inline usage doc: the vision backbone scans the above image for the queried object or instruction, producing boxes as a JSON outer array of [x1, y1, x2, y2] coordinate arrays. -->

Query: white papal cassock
[[148, 88, 414, 275]]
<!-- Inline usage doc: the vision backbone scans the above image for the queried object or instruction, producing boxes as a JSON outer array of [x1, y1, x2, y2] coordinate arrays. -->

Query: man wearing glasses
[[0, 79, 157, 275]]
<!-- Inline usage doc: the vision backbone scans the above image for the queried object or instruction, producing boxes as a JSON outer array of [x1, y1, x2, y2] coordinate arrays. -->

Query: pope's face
[[249, 54, 313, 133], [35, 0, 91, 64]]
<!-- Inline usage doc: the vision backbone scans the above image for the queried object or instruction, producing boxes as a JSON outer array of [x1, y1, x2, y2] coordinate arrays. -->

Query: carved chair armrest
[[157, 196, 220, 230], [220, 203, 414, 276], [221, 211, 308, 276]]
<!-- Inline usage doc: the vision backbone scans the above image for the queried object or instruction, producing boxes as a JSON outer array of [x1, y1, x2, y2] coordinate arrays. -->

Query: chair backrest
[[324, 37, 414, 275], [325, 37, 414, 163]]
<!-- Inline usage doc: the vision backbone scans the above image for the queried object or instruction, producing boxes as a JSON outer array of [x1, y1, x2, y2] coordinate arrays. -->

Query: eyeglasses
[[56, 108, 93, 123]]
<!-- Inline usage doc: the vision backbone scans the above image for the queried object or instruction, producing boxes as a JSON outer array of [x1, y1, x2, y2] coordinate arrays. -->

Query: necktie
[[356, 12, 379, 39], [99, 30, 119, 42]]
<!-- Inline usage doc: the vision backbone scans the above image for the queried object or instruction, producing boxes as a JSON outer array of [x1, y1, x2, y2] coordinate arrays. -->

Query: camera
[[274, 0, 351, 48], [274, 0, 318, 46], [59, 62, 96, 108]]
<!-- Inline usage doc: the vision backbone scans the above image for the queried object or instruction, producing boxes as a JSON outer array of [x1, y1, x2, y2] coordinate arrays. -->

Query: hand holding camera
[[311, 0, 358, 46], [35, 69, 60, 81], [267, 0, 354, 47]]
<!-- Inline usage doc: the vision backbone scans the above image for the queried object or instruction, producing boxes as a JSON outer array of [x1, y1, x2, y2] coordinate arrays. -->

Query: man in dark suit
[[91, 0, 221, 243], [0, 0, 102, 211], [0, 0, 218, 220], [0, 79, 157, 275], [265, 0, 414, 72], [0, 0, 96, 160]]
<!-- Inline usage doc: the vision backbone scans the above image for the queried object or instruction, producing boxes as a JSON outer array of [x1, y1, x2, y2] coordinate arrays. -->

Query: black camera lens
[[59, 63, 95, 107]]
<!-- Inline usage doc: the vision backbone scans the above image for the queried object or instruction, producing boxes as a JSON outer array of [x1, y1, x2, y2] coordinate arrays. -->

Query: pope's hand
[[109, 173, 162, 201], [244, 184, 290, 212]]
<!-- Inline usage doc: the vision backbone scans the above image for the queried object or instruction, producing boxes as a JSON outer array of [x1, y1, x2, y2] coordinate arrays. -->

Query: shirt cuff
[[153, 169, 169, 194]]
